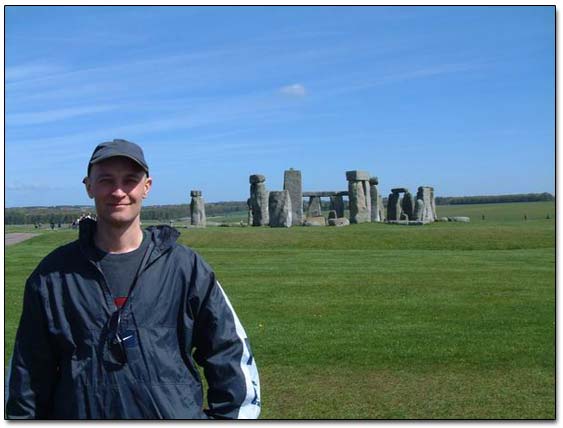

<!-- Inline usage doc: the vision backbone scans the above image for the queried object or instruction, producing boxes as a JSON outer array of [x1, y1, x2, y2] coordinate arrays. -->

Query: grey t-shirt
[[96, 230, 150, 305]]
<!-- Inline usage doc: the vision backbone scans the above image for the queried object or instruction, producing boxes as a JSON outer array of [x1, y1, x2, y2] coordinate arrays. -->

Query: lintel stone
[[249, 174, 266, 184], [391, 187, 409, 193], [303, 191, 348, 197], [345, 170, 370, 181]]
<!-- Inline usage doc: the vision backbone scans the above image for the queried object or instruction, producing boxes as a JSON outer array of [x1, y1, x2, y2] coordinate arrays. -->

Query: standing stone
[[416, 186, 437, 223], [369, 177, 383, 222], [247, 197, 253, 226], [269, 190, 292, 227], [413, 199, 425, 221], [329, 195, 345, 218], [387, 192, 401, 221], [401, 191, 415, 220], [283, 169, 303, 226], [249, 174, 269, 226], [430, 187, 437, 220], [307, 196, 322, 217], [346, 170, 371, 224], [190, 190, 206, 227], [378, 194, 385, 222]]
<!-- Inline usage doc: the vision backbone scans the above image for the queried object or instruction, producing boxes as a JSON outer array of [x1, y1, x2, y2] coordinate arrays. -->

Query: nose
[[111, 186, 127, 197]]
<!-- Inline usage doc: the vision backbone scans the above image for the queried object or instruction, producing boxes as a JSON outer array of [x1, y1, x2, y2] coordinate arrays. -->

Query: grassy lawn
[[4, 201, 555, 419]]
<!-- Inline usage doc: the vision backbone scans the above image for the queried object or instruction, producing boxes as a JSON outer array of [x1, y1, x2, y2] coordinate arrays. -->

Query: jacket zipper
[[88, 259, 118, 312]]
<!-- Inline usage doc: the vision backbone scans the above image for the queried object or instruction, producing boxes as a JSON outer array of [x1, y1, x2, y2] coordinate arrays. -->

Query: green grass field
[[5, 201, 555, 419]]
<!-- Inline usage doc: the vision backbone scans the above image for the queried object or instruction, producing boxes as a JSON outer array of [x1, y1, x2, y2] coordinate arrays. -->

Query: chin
[[100, 211, 140, 227]]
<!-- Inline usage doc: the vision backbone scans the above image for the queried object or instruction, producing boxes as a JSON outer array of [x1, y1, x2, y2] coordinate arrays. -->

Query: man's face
[[85, 157, 152, 227]]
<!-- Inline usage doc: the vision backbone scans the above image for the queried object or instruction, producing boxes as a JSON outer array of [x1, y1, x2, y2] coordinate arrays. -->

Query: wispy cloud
[[316, 61, 485, 98], [7, 105, 119, 126], [280, 83, 307, 97], [6, 182, 63, 192], [5, 63, 67, 82]]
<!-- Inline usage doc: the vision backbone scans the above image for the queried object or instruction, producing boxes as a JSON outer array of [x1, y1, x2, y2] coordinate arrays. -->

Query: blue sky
[[6, 6, 554, 207]]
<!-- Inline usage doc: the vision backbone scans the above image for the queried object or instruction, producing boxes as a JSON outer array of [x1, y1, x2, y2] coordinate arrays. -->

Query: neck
[[94, 218, 144, 254]]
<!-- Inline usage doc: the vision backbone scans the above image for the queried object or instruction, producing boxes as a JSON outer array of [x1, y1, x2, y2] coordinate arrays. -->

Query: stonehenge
[[190, 190, 206, 227], [187, 169, 438, 229], [244, 169, 437, 227]]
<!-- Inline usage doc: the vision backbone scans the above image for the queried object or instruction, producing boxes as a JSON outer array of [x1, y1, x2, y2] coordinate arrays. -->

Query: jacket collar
[[78, 218, 180, 263]]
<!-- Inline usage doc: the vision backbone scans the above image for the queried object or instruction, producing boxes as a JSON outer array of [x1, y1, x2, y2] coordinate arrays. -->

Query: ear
[[143, 176, 153, 199], [84, 177, 94, 199]]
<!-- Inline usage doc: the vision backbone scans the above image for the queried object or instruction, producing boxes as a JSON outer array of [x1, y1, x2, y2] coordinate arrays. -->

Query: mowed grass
[[4, 201, 555, 419]]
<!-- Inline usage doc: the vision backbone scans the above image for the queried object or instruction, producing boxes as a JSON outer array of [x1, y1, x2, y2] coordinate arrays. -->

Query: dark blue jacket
[[6, 219, 261, 419]]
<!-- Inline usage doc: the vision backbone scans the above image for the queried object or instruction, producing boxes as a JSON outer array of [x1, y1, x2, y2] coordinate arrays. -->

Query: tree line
[[4, 193, 554, 225], [434, 192, 554, 205], [5, 201, 248, 225]]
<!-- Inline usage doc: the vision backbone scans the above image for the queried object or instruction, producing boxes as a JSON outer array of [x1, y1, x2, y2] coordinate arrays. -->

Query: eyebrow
[[95, 172, 144, 180]]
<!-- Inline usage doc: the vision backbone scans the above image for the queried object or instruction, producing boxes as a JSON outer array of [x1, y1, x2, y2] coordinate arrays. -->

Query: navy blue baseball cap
[[87, 139, 149, 176]]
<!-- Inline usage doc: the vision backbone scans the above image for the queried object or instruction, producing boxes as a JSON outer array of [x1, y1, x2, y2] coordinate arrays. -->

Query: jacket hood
[[78, 218, 180, 262]]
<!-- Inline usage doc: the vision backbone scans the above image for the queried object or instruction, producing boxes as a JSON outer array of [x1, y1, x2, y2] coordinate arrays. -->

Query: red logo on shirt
[[114, 297, 127, 308]]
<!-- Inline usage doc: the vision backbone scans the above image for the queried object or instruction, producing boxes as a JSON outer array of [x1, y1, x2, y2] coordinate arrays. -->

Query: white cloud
[[280, 83, 307, 97]]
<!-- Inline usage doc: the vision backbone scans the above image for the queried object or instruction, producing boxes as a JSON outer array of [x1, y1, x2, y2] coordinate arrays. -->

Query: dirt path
[[5, 233, 39, 246]]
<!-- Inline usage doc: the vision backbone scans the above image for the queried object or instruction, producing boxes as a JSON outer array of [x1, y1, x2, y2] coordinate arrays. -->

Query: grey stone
[[329, 195, 345, 218], [401, 192, 415, 220], [413, 199, 424, 221], [437, 217, 449, 222], [328, 210, 337, 220], [328, 217, 350, 227], [268, 190, 292, 227], [283, 169, 303, 226], [345, 170, 370, 181], [416, 186, 437, 223], [307, 196, 322, 217], [369, 176, 379, 186], [348, 178, 371, 224], [387, 192, 401, 221], [249, 175, 269, 226], [370, 181, 382, 222], [303, 216, 326, 227], [249, 174, 266, 184], [391, 187, 409, 194], [247, 198, 253, 226], [190, 191, 206, 227], [303, 191, 348, 197], [449, 216, 470, 223], [399, 212, 409, 221], [378, 194, 385, 222]]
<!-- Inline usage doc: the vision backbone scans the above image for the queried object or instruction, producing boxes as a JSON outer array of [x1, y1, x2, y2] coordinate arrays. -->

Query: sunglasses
[[106, 310, 127, 366]]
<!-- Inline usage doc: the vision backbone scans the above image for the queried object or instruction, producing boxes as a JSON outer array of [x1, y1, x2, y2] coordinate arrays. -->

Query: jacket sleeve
[[5, 275, 58, 419], [189, 256, 261, 419]]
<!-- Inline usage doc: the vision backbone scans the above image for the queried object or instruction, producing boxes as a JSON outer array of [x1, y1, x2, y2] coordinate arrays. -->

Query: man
[[6, 139, 261, 419]]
